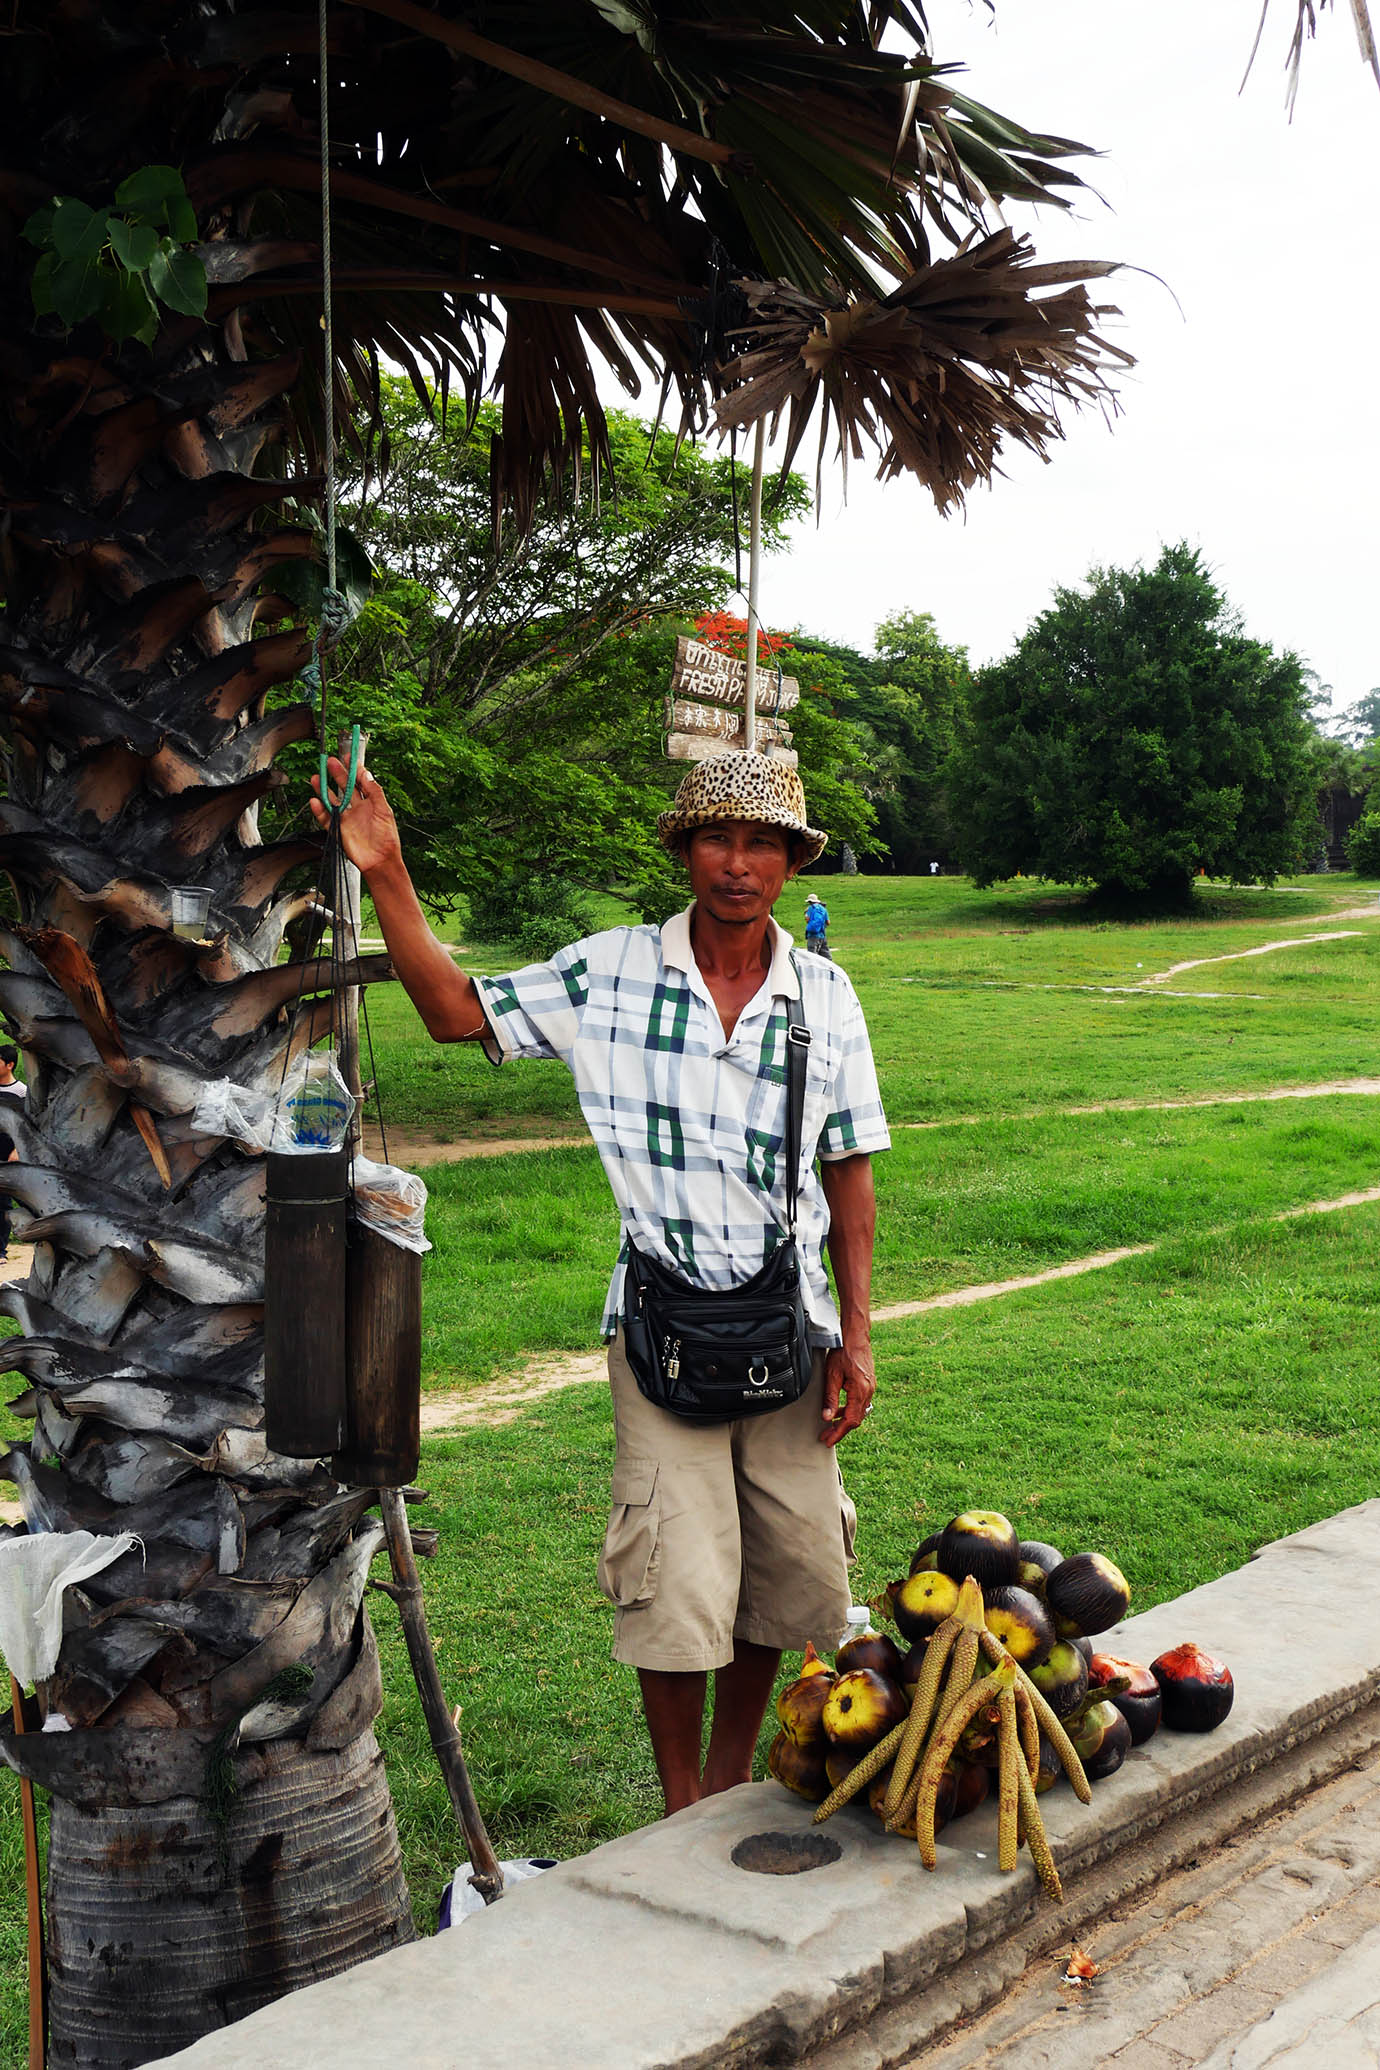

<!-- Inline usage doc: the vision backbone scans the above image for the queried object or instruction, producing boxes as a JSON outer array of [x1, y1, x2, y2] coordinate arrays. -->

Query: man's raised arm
[[310, 755, 488, 1044]]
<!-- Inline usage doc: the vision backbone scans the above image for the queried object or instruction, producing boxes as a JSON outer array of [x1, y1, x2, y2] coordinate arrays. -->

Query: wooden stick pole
[[377, 1489, 505, 1904], [743, 418, 766, 752], [336, 727, 368, 1150], [329, 734, 497, 1891], [11, 1676, 47, 2070]]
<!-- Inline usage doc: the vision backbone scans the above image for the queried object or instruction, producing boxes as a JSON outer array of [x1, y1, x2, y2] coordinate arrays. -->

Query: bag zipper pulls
[[665, 1336, 681, 1380]]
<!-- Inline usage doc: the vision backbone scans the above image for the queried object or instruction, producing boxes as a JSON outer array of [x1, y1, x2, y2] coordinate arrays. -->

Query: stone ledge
[[158, 1499, 1380, 2070]]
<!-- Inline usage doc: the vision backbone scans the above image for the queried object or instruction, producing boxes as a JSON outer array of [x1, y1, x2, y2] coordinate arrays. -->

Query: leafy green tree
[[949, 545, 1320, 904], [267, 392, 884, 936]]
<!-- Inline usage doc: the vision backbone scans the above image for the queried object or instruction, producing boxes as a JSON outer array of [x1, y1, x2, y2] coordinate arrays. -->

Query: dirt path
[[902, 1075, 1380, 1133], [380, 1074, 1380, 1168], [1139, 930, 1362, 985], [374, 1075, 1380, 1167], [365, 1127, 588, 1166], [416, 1180, 1380, 1431]]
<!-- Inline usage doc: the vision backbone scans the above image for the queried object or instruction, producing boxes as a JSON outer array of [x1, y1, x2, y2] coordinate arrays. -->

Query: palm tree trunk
[[0, 287, 414, 2065]]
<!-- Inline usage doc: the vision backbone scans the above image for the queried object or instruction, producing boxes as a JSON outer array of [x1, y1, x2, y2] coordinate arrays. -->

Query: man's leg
[[638, 1668, 708, 1814], [701, 1639, 781, 1796]]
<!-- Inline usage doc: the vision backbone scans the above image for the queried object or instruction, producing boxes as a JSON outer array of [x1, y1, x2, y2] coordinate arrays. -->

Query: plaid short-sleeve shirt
[[474, 906, 890, 1343]]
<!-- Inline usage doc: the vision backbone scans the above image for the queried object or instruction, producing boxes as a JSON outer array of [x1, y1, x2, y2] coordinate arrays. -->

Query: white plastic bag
[[190, 1078, 276, 1152], [439, 1856, 557, 1927], [352, 1156, 431, 1253], [0, 1531, 140, 1687]]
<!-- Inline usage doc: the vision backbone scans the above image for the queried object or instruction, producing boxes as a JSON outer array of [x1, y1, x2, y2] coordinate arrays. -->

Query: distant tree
[[1330, 688, 1380, 749], [778, 616, 971, 871], [854, 611, 972, 868], [949, 545, 1320, 905]]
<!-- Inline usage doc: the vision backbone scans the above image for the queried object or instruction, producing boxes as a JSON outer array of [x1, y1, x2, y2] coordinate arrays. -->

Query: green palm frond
[[2, 0, 1122, 521]]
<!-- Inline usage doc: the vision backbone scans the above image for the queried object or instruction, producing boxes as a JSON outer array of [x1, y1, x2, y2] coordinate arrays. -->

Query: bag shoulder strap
[[784, 967, 810, 1239]]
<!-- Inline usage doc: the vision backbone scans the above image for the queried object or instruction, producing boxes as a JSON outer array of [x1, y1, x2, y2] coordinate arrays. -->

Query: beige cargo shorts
[[597, 1327, 858, 1672]]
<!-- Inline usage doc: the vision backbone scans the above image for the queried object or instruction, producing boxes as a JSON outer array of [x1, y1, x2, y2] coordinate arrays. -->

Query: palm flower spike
[[883, 1573, 985, 1826]]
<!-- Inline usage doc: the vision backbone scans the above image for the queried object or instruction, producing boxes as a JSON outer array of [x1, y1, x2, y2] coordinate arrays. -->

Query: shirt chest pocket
[[802, 1035, 840, 1138]]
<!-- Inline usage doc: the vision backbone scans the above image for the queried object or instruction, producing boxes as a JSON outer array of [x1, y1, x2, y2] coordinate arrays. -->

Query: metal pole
[[743, 419, 765, 753]]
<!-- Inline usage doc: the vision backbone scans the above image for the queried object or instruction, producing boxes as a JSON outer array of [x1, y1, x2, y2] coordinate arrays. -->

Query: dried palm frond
[[1244, 0, 1380, 109], [713, 230, 1133, 515]]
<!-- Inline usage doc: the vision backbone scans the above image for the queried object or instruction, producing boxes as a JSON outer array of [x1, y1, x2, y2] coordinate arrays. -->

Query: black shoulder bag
[[620, 993, 813, 1424]]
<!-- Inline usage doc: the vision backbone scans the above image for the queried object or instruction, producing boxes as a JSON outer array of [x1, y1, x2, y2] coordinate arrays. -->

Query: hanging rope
[[274, 0, 365, 1138], [318, 0, 338, 605]]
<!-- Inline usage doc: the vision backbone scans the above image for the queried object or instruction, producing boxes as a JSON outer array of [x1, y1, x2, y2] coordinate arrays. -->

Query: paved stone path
[[915, 1746, 1380, 2070]]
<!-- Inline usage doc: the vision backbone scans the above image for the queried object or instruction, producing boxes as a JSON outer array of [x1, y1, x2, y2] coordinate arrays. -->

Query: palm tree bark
[[0, 301, 415, 2065]]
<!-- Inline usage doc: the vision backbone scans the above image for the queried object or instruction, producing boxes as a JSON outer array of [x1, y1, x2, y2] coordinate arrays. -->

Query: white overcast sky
[[743, 0, 1380, 717]]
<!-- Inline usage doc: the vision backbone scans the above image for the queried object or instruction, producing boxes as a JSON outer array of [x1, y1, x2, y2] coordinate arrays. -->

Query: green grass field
[[4, 869, 1380, 2062]]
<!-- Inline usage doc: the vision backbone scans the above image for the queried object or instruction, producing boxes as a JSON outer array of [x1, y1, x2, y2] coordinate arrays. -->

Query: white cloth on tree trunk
[[0, 1530, 139, 1687]]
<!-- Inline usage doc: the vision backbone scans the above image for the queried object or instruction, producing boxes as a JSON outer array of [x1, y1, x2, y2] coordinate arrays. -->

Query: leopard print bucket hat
[[657, 752, 828, 865]]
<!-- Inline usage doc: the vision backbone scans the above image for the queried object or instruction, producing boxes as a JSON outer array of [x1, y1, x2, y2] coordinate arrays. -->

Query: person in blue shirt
[[804, 890, 831, 959]]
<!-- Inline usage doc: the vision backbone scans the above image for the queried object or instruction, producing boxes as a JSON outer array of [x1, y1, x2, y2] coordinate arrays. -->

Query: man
[[0, 1045, 26, 1262], [312, 750, 889, 1815], [803, 889, 831, 959]]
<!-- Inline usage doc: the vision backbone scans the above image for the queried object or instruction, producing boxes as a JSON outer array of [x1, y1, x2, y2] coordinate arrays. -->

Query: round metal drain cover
[[731, 1830, 842, 1876]]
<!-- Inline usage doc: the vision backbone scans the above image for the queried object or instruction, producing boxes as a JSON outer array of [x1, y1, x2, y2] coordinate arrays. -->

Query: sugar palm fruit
[[908, 1531, 942, 1575], [896, 1640, 930, 1693], [835, 1624, 905, 1681], [950, 1759, 991, 1819], [1089, 1653, 1161, 1744], [775, 1642, 837, 1748], [1029, 1638, 1090, 1720], [768, 1731, 831, 1801], [1045, 1553, 1131, 1639], [1070, 1699, 1132, 1781], [822, 1668, 908, 1750], [1151, 1643, 1234, 1732], [890, 1569, 960, 1645], [824, 1742, 870, 1794], [937, 1511, 1020, 1592], [1015, 1539, 1064, 1596], [1033, 1735, 1062, 1795], [870, 1762, 955, 1837], [983, 1584, 1056, 1669]]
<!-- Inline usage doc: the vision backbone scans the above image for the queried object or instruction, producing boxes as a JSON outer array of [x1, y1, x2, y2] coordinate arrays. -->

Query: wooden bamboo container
[[334, 1217, 422, 1488], [264, 1146, 349, 1458]]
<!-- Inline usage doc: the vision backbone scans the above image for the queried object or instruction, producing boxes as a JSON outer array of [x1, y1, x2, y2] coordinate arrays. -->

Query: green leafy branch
[[23, 165, 207, 346]]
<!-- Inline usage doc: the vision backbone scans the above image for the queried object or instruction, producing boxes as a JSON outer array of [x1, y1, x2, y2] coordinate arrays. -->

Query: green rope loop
[[320, 722, 360, 815]]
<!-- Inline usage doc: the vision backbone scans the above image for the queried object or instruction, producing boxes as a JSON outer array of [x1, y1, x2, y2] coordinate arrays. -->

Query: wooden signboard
[[665, 635, 800, 766], [668, 636, 800, 711]]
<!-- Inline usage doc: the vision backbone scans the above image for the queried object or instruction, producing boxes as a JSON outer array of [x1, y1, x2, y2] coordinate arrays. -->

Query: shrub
[[467, 873, 595, 963], [1345, 814, 1380, 876]]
